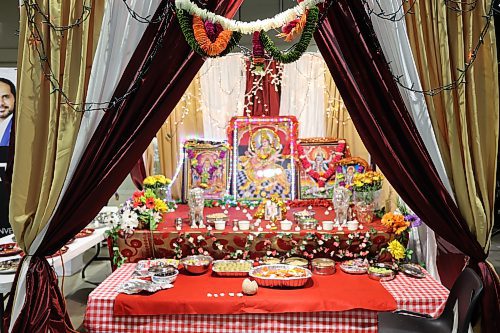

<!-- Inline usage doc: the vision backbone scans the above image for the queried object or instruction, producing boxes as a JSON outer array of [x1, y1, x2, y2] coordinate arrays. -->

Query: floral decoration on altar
[[106, 176, 174, 266]]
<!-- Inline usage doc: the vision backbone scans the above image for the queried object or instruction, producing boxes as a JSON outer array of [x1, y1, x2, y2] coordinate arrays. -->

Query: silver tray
[[399, 263, 425, 278], [212, 260, 253, 277], [339, 259, 368, 275], [249, 264, 312, 288]]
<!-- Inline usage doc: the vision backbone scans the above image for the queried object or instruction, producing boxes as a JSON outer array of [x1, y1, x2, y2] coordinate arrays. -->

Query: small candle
[[233, 226, 239, 231], [224, 210, 229, 214], [235, 206, 241, 211], [286, 206, 291, 210], [176, 226, 182, 231], [317, 226, 323, 231], [295, 226, 301, 231], [242, 209, 248, 214], [258, 227, 264, 232], [328, 206, 333, 211], [214, 294, 218, 298], [265, 224, 271, 229], [325, 211, 330, 216], [229, 293, 235, 297], [359, 224, 364, 229], [237, 293, 243, 297], [307, 205, 313, 210], [337, 226, 343, 231], [220, 293, 225, 297], [207, 293, 213, 297], [254, 221, 260, 226], [206, 226, 212, 231]]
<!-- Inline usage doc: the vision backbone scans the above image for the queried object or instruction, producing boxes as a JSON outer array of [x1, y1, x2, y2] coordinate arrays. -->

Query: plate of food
[[181, 255, 213, 274], [339, 259, 369, 274], [249, 264, 312, 288], [399, 263, 425, 278], [0, 259, 20, 274], [212, 260, 253, 277], [136, 259, 180, 274], [46, 246, 69, 258], [0, 243, 22, 257], [75, 228, 95, 238], [368, 263, 396, 281], [260, 257, 281, 265]]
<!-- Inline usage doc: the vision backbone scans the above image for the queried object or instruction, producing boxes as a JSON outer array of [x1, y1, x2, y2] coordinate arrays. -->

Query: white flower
[[121, 210, 138, 230], [197, 235, 204, 241], [318, 240, 324, 246], [188, 237, 194, 243]]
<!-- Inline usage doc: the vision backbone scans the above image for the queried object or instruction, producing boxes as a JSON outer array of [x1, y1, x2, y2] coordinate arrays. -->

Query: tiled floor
[[60, 231, 500, 332]]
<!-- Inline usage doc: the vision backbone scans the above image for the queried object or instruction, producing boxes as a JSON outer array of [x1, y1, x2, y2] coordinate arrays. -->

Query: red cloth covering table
[[115, 205, 394, 263], [84, 264, 449, 333]]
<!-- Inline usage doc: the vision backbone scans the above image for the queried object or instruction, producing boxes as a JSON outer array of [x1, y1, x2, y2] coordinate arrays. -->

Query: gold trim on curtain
[[156, 73, 204, 200], [404, 0, 498, 249], [10, 1, 104, 250]]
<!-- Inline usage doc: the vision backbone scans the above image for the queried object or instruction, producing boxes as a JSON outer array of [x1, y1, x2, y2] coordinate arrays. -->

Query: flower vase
[[355, 202, 374, 224]]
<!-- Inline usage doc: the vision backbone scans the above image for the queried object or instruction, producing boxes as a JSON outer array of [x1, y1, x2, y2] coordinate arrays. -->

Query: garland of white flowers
[[175, 0, 325, 34]]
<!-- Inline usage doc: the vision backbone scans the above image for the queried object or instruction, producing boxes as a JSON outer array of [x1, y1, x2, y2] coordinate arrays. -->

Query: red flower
[[133, 199, 141, 208], [133, 191, 144, 199], [145, 197, 155, 209]]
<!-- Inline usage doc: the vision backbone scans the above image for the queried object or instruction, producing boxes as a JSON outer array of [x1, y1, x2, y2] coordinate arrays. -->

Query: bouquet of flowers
[[121, 189, 168, 231], [352, 171, 383, 202], [381, 212, 410, 235], [143, 174, 171, 189]]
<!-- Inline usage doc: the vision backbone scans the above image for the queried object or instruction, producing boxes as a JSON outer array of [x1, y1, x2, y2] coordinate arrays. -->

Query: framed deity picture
[[182, 140, 230, 201], [297, 138, 350, 199], [334, 157, 370, 185], [228, 116, 299, 201]]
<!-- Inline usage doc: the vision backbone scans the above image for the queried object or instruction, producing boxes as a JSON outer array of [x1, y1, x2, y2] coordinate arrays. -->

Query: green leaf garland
[[176, 8, 242, 58], [260, 7, 319, 64]]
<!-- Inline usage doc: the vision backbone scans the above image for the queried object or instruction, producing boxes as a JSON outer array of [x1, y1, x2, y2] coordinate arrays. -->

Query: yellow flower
[[387, 239, 406, 260], [143, 176, 156, 186], [154, 198, 167, 213], [354, 181, 363, 187], [373, 176, 380, 181]]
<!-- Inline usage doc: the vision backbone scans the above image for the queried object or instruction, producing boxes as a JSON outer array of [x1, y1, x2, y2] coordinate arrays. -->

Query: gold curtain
[[10, 1, 104, 250], [155, 73, 204, 200], [324, 66, 369, 161], [324, 66, 396, 210], [404, 1, 498, 249]]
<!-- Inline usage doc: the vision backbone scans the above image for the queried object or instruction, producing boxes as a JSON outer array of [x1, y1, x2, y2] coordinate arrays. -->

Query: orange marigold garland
[[192, 15, 233, 57], [277, 10, 308, 42]]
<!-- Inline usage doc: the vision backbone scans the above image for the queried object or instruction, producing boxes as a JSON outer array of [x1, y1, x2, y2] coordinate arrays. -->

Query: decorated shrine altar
[[115, 204, 393, 263]]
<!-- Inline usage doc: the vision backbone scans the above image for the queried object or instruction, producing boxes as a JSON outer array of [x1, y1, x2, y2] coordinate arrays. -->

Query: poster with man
[[0, 68, 16, 236]]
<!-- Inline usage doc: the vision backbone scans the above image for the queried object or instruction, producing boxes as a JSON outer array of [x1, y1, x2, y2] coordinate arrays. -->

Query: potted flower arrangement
[[351, 171, 384, 223], [378, 211, 413, 265], [106, 188, 169, 266], [143, 174, 172, 200]]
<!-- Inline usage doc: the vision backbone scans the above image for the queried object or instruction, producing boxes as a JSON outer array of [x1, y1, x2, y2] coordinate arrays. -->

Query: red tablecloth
[[115, 205, 393, 263], [85, 264, 449, 333], [114, 264, 397, 316]]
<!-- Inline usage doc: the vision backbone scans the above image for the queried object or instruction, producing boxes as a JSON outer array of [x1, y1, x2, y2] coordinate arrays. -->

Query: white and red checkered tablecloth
[[84, 264, 448, 333]]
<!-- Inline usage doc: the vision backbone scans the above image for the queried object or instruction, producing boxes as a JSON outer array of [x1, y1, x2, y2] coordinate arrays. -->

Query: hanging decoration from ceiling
[[175, 0, 323, 65]]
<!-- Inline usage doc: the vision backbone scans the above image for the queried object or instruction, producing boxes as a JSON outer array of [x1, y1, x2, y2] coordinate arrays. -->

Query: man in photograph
[[0, 77, 15, 146]]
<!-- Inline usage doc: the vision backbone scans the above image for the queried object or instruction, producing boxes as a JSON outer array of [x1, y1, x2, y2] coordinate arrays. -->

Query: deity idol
[[311, 148, 332, 175], [239, 129, 290, 197]]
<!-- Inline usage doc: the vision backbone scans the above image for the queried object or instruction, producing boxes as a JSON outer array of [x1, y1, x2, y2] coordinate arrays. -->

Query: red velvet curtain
[[314, 1, 499, 332], [130, 157, 146, 190], [244, 59, 281, 116], [3, 1, 243, 331]]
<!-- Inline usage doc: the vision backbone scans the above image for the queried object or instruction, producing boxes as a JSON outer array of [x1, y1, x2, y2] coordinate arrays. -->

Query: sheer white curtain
[[200, 54, 246, 141], [280, 52, 325, 137], [365, 0, 447, 280]]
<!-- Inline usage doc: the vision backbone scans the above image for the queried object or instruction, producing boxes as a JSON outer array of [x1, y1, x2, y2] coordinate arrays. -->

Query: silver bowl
[[368, 263, 396, 281], [311, 258, 336, 275], [151, 268, 179, 284], [181, 255, 213, 274], [298, 218, 318, 230], [293, 210, 316, 223]]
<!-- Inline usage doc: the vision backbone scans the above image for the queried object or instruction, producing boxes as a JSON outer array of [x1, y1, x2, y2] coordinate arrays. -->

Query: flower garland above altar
[[297, 139, 346, 188], [176, 0, 322, 65], [175, 0, 324, 34]]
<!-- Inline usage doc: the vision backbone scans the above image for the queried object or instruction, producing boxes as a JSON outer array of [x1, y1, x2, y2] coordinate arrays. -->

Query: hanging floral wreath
[[175, 0, 323, 34], [297, 139, 346, 188], [260, 6, 319, 64], [177, 9, 242, 58]]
